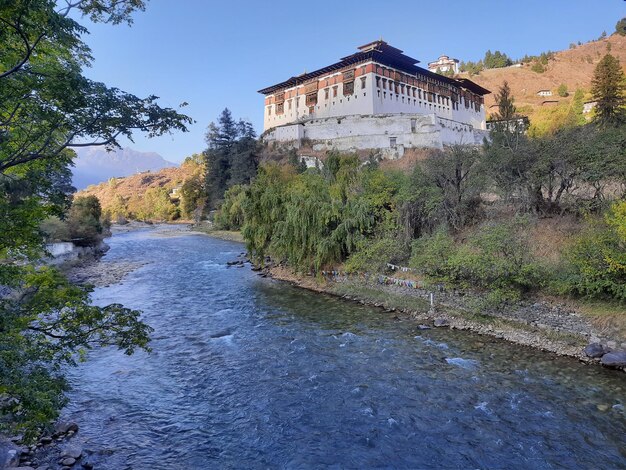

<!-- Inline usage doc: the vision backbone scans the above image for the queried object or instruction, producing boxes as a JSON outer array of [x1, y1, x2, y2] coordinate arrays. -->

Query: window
[[343, 81, 354, 95], [418, 89, 422, 99], [384, 91, 387, 98], [306, 93, 317, 106], [276, 103, 284, 114], [333, 86, 338, 97], [377, 90, 380, 97], [376, 76, 381, 87], [268, 106, 271, 115], [411, 119, 416, 132], [390, 137, 397, 148], [361, 77, 366, 89], [382, 78, 387, 89], [325, 88, 329, 100], [288, 99, 292, 110]]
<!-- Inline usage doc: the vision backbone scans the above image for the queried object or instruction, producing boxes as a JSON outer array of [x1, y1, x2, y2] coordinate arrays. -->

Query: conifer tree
[[591, 54, 626, 126]]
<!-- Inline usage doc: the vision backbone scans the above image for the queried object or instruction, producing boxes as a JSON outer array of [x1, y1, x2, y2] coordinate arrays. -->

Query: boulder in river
[[583, 343, 609, 358], [433, 318, 449, 327], [600, 351, 626, 368], [0, 437, 23, 468], [61, 446, 82, 459], [54, 421, 79, 436]]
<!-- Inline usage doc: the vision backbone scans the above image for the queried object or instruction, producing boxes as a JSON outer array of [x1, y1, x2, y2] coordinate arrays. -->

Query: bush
[[345, 236, 408, 273], [554, 203, 626, 302], [214, 184, 246, 230], [531, 62, 546, 73], [40, 216, 70, 242], [410, 219, 545, 301], [67, 195, 103, 246]]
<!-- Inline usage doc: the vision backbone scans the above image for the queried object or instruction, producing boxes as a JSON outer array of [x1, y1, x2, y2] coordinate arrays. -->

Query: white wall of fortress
[[263, 113, 487, 157]]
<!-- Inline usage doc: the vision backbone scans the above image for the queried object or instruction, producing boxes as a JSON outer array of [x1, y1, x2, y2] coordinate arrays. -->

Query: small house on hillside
[[537, 90, 552, 97], [583, 101, 597, 114], [486, 116, 529, 133]]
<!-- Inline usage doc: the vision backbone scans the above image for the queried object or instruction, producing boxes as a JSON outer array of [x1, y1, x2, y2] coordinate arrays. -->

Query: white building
[[427, 55, 460, 75], [537, 90, 553, 97], [258, 41, 490, 155], [583, 101, 597, 114]]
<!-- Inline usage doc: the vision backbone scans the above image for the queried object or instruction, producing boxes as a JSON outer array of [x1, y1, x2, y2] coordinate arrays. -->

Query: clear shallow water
[[63, 226, 626, 469]]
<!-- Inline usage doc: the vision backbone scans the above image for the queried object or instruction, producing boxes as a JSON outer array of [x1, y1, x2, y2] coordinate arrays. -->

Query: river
[[62, 225, 625, 469]]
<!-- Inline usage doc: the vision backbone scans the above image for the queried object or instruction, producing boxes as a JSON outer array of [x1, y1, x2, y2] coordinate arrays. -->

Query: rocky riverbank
[[0, 421, 95, 470], [265, 265, 626, 370]]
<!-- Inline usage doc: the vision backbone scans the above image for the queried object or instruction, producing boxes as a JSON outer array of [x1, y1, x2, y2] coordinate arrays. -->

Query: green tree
[[557, 83, 569, 97], [204, 109, 257, 207], [616, 17, 626, 36], [483, 50, 512, 69], [0, 0, 190, 438], [591, 53, 626, 126], [67, 195, 103, 246]]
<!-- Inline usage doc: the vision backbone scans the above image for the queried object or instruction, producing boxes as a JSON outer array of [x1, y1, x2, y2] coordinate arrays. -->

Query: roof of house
[[258, 41, 490, 96]]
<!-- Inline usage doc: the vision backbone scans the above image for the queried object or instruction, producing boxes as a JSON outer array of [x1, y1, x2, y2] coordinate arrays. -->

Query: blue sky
[[80, 0, 625, 163]]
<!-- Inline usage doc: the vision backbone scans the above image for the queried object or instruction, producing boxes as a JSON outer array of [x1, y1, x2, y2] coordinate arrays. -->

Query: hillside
[[461, 34, 626, 120], [72, 146, 176, 189], [77, 159, 203, 220]]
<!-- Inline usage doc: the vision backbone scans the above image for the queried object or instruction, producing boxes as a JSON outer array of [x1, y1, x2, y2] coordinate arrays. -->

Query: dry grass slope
[[462, 34, 626, 119]]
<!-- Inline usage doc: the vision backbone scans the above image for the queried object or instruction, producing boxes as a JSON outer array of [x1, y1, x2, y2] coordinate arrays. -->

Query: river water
[[63, 226, 625, 469]]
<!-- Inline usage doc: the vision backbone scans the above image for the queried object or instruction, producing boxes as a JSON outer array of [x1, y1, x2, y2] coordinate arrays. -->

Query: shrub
[[554, 203, 626, 302], [531, 62, 546, 73], [40, 216, 70, 242], [67, 195, 103, 246], [214, 184, 247, 230], [410, 219, 545, 301], [345, 236, 408, 273]]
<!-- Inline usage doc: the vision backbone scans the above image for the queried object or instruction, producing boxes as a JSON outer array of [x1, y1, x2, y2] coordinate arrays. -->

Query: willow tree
[[1, 0, 190, 438]]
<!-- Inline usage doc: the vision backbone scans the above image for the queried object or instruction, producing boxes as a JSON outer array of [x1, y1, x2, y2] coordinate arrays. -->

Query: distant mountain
[[71, 146, 177, 189]]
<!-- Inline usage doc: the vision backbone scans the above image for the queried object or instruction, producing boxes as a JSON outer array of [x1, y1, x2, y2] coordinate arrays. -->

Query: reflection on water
[[63, 226, 626, 469]]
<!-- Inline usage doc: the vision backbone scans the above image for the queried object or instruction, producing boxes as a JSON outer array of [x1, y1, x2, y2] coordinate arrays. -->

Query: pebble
[[597, 404, 609, 412], [417, 324, 431, 330]]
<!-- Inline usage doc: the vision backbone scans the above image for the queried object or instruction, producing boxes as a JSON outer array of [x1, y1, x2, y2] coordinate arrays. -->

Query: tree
[[483, 50, 512, 69], [423, 146, 484, 231], [616, 17, 626, 36], [557, 84, 569, 97], [591, 53, 626, 126], [67, 195, 103, 246], [204, 109, 258, 208], [0, 0, 190, 438]]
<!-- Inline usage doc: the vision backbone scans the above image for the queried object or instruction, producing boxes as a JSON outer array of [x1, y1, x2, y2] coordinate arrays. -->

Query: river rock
[[583, 343, 609, 358], [417, 324, 431, 330], [54, 421, 79, 436], [0, 437, 23, 468], [61, 446, 82, 459], [600, 351, 626, 368], [433, 318, 449, 327], [60, 457, 76, 466]]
